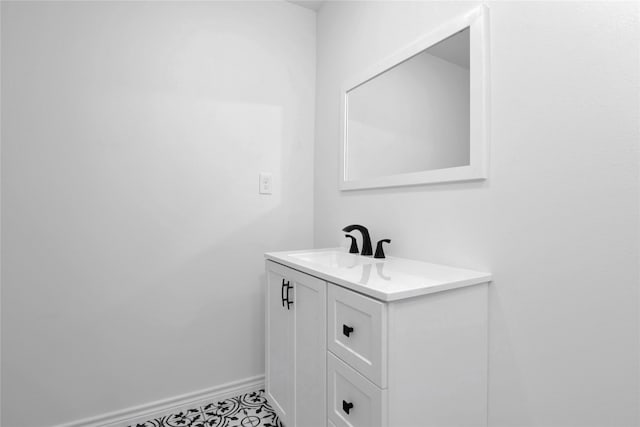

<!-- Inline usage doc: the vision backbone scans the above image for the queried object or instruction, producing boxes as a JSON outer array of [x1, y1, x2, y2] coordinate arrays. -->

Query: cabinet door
[[291, 268, 327, 427], [266, 261, 294, 426]]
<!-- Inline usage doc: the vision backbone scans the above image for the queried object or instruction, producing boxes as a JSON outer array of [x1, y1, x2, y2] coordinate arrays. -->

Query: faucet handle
[[374, 239, 391, 259], [345, 234, 359, 254]]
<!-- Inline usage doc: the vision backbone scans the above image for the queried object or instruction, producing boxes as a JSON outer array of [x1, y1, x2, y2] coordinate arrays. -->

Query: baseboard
[[54, 375, 265, 427]]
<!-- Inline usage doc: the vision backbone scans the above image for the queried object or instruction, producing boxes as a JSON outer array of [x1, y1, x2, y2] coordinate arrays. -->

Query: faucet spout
[[342, 224, 373, 256]]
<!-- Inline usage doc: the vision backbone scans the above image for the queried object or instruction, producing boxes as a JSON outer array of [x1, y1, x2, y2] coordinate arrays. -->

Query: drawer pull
[[342, 400, 354, 415], [343, 324, 354, 337]]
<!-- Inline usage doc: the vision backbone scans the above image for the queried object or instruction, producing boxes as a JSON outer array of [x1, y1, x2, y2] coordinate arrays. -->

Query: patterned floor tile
[[128, 389, 281, 427]]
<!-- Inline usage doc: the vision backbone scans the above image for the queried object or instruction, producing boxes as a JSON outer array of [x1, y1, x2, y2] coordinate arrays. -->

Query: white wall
[[0, 2, 315, 426], [315, 1, 639, 426]]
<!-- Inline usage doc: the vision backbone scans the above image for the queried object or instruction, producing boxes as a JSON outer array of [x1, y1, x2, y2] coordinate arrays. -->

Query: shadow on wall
[[74, 205, 307, 419]]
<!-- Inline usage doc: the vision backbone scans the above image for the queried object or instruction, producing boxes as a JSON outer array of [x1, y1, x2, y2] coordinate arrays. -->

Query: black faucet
[[342, 224, 373, 256], [344, 234, 359, 254], [374, 239, 391, 259]]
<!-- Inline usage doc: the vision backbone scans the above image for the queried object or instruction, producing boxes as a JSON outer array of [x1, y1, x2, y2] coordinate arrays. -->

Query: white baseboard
[[54, 375, 265, 427]]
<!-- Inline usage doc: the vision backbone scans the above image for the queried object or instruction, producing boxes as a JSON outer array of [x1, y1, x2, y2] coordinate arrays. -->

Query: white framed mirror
[[340, 6, 489, 191]]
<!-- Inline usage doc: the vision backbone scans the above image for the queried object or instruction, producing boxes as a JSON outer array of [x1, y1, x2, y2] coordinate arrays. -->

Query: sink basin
[[288, 250, 380, 269]]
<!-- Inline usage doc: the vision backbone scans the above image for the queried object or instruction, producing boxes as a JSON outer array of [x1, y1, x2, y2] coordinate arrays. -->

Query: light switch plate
[[259, 173, 272, 195]]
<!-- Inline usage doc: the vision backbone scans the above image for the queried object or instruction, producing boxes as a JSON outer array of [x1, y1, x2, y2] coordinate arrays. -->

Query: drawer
[[327, 352, 386, 427], [327, 284, 387, 387]]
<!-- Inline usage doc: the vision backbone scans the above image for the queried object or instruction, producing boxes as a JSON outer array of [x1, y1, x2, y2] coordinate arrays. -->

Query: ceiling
[[287, 0, 325, 11]]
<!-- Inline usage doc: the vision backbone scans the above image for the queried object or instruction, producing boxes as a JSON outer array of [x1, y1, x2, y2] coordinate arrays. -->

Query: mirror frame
[[340, 6, 489, 191]]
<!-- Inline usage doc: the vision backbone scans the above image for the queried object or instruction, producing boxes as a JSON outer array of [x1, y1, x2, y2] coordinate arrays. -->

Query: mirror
[[347, 28, 470, 180], [340, 7, 488, 190]]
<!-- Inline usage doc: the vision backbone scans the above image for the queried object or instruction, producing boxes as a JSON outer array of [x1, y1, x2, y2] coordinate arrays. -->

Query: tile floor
[[128, 389, 281, 427]]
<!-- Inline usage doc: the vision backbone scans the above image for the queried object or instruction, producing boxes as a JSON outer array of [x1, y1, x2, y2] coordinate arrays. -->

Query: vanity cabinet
[[266, 261, 326, 427], [265, 250, 490, 427]]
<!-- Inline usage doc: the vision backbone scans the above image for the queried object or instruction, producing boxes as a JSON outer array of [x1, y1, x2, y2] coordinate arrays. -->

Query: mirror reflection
[[346, 27, 470, 181]]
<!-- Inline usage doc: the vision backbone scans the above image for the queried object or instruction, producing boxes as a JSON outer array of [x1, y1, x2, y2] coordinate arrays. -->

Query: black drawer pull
[[343, 324, 354, 337], [342, 400, 354, 415]]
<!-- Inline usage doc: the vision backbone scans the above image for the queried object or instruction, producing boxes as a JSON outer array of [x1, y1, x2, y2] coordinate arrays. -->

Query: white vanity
[[265, 249, 491, 427]]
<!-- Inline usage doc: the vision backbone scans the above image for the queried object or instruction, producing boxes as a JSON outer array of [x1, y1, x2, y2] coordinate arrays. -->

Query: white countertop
[[264, 248, 491, 302]]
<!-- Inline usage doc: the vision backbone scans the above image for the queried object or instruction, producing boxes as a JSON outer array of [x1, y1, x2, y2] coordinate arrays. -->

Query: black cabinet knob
[[342, 400, 354, 415], [343, 324, 354, 337]]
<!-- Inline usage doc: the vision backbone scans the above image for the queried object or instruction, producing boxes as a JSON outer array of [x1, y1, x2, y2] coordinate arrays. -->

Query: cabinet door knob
[[342, 400, 354, 415], [342, 325, 354, 337]]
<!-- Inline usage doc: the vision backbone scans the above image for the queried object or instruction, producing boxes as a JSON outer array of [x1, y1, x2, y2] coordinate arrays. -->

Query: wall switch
[[259, 173, 273, 195]]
